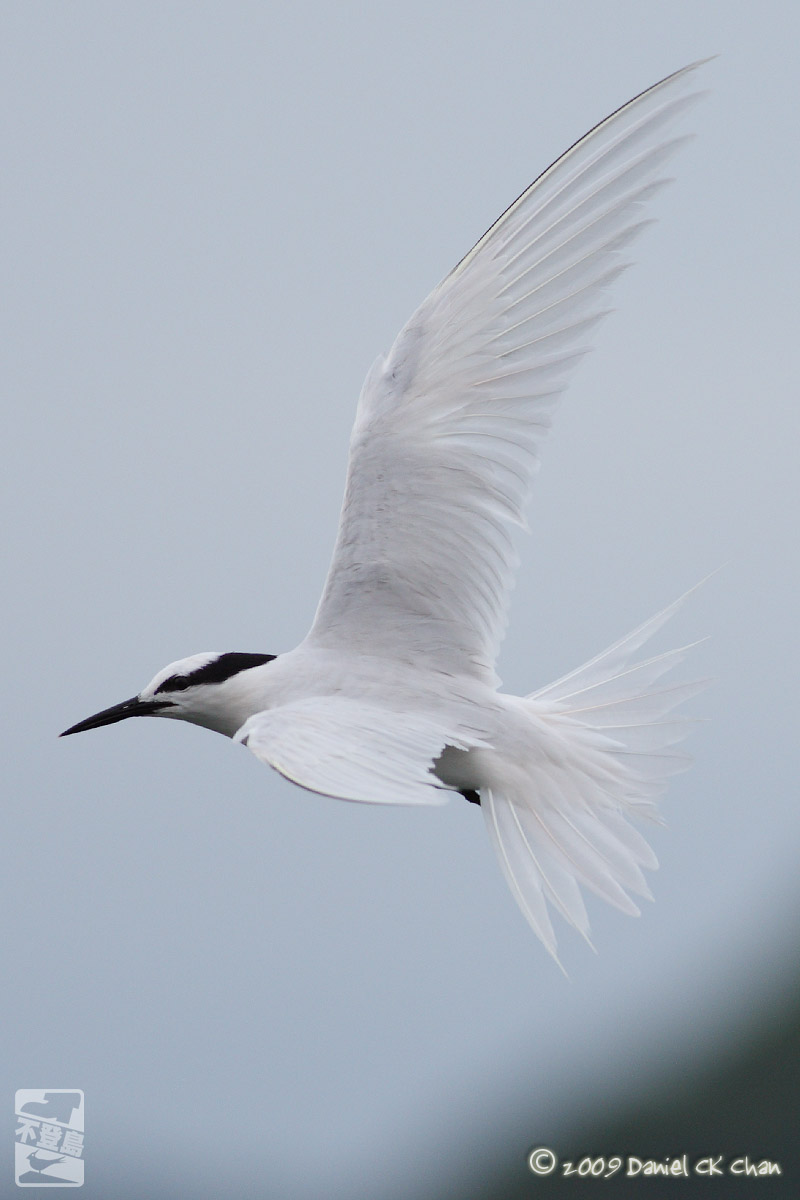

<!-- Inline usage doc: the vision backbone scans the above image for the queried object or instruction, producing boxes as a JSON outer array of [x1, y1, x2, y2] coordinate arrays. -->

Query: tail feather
[[529, 591, 692, 702], [484, 789, 561, 956], [552, 643, 700, 711], [482, 590, 707, 962]]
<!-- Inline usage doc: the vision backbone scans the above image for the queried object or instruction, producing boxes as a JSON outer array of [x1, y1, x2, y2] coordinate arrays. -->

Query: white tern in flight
[[63, 62, 709, 962]]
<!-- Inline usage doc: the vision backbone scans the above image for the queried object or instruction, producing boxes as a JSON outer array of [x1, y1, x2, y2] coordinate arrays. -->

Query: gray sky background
[[2, 2, 798, 1197]]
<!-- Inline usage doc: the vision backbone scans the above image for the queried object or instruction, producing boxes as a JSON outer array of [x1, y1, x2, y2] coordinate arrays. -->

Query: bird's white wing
[[307, 63, 706, 681], [235, 696, 487, 806]]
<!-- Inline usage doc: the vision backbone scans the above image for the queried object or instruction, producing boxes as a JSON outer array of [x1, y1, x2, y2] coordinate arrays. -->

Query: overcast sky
[[2, 3, 799, 1197]]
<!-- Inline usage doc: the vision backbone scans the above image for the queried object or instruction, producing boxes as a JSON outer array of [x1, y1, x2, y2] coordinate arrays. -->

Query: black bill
[[60, 696, 175, 737]]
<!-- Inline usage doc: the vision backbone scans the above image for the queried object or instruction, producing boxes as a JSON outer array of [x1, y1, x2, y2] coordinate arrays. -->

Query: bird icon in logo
[[26, 1150, 66, 1174]]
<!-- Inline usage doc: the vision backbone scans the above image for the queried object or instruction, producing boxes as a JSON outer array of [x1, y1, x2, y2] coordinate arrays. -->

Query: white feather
[[236, 692, 489, 806], [307, 63, 707, 684]]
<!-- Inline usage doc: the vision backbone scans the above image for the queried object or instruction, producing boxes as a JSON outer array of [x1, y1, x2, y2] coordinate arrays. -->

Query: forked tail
[[482, 590, 707, 966]]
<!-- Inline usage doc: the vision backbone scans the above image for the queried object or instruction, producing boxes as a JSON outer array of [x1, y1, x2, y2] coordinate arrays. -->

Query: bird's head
[[60, 651, 276, 740]]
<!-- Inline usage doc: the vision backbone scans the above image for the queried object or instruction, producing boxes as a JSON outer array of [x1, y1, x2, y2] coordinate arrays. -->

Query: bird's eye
[[154, 675, 190, 695]]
